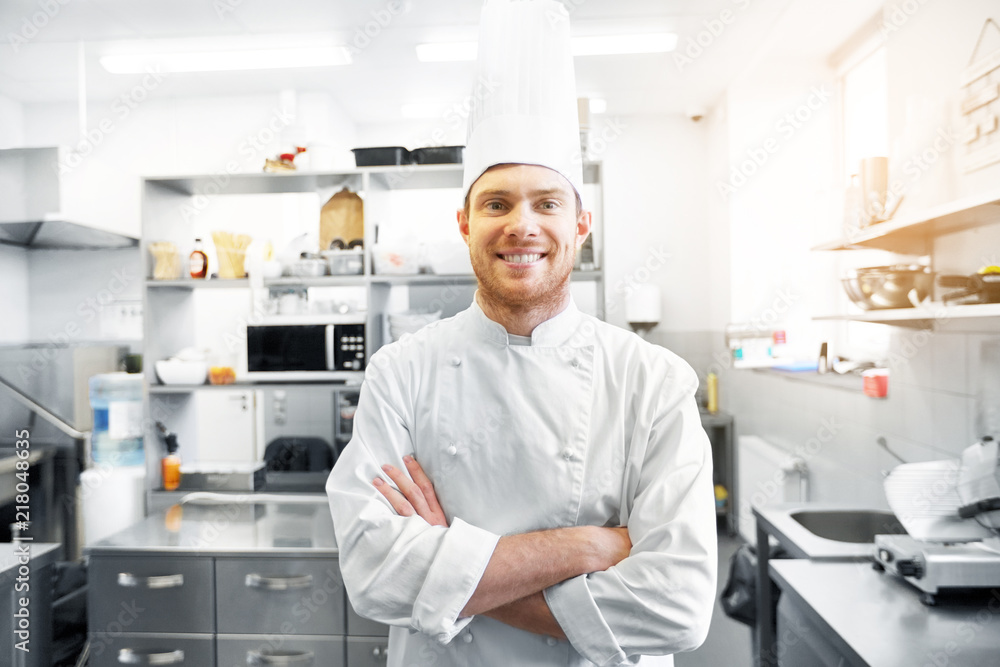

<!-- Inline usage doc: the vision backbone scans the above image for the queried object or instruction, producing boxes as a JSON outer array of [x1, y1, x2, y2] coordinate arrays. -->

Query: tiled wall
[[654, 328, 1000, 510]]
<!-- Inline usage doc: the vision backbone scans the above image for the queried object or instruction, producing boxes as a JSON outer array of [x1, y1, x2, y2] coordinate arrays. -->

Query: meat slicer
[[873, 437, 1000, 605]]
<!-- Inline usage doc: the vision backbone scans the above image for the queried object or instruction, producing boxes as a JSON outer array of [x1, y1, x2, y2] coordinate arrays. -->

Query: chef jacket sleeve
[[326, 355, 500, 644], [544, 362, 717, 666]]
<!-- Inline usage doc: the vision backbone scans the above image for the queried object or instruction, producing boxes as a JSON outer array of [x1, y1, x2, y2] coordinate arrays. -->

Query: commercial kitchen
[[2, 0, 1000, 665]]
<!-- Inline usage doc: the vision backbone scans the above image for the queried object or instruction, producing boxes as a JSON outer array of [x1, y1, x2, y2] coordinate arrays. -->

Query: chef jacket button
[[546, 637, 558, 646], [450, 356, 461, 367], [571, 358, 580, 368], [560, 448, 574, 461], [447, 445, 458, 456], [462, 632, 473, 643]]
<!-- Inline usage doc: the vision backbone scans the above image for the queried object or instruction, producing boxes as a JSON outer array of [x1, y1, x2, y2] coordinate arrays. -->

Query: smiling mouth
[[497, 253, 546, 265]]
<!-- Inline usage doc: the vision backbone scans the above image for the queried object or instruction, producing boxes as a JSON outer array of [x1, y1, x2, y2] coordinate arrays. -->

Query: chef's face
[[458, 164, 591, 308]]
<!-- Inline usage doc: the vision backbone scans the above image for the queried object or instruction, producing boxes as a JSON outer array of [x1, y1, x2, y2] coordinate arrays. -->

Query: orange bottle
[[189, 238, 208, 279], [156, 422, 182, 491]]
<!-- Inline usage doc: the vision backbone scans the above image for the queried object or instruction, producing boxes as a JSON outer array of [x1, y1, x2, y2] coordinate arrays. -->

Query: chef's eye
[[539, 200, 559, 210], [485, 201, 506, 211]]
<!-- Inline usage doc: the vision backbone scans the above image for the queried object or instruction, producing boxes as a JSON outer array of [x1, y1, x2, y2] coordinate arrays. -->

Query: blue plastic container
[[88, 373, 144, 467]]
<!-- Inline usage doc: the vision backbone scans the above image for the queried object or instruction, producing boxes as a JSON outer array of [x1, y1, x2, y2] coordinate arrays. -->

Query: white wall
[[23, 92, 358, 238], [723, 60, 840, 360], [28, 248, 143, 343], [0, 245, 30, 344], [600, 113, 712, 332], [0, 93, 24, 147], [717, 0, 1000, 510]]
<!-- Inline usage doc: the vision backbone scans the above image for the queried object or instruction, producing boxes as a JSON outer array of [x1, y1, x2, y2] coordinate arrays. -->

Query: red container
[[863, 369, 889, 398]]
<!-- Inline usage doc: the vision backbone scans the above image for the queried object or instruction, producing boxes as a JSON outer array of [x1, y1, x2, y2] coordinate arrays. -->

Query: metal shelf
[[813, 302, 1000, 329], [145, 278, 250, 289], [148, 374, 365, 394], [263, 275, 368, 287], [812, 186, 1000, 254]]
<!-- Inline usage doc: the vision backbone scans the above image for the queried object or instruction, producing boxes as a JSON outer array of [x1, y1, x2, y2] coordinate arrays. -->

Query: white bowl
[[155, 359, 208, 385]]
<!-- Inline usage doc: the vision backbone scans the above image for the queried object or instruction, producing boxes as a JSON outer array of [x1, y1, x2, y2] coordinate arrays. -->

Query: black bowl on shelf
[[351, 146, 410, 166], [410, 146, 464, 165]]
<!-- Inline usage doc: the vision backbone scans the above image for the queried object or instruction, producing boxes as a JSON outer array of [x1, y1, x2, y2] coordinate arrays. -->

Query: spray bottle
[[156, 421, 182, 491]]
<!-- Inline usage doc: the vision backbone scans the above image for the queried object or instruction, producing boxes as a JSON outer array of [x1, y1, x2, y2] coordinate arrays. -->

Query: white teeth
[[501, 254, 541, 264]]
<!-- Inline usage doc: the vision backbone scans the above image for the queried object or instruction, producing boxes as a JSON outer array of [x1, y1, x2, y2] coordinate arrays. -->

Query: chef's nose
[[504, 202, 540, 238]]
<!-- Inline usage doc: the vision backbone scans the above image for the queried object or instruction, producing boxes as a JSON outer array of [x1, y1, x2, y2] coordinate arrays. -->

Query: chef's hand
[[373, 455, 449, 527]]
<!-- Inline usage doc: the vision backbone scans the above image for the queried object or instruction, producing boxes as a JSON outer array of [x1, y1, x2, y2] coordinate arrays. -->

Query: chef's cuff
[[546, 574, 627, 667], [411, 517, 499, 644]]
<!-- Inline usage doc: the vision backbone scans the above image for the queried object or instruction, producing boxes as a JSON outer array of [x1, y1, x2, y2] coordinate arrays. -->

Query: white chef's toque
[[462, 0, 584, 204]]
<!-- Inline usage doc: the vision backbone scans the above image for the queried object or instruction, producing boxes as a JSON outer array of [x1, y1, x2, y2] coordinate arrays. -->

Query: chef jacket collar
[[469, 291, 588, 348]]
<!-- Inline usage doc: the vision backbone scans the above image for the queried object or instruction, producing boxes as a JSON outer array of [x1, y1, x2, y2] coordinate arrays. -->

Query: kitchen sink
[[789, 509, 906, 543]]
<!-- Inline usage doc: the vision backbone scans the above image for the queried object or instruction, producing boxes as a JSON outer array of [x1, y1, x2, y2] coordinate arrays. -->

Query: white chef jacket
[[326, 296, 717, 667]]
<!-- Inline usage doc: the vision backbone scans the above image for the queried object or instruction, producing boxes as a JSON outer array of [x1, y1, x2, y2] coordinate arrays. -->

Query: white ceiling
[[0, 0, 884, 124]]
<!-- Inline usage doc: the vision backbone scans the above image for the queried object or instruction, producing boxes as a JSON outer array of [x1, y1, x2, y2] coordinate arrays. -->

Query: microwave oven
[[246, 319, 366, 381]]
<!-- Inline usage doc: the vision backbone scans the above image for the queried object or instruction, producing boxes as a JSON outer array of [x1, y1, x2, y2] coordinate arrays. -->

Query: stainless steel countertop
[[0, 542, 61, 576], [85, 497, 338, 557], [754, 502, 887, 559], [770, 559, 1000, 667]]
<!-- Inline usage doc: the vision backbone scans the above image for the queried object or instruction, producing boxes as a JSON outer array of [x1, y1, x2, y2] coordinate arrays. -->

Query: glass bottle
[[189, 238, 208, 279]]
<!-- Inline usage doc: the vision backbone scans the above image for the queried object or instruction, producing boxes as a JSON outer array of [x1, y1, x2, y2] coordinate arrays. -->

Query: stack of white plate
[[388, 310, 442, 341]]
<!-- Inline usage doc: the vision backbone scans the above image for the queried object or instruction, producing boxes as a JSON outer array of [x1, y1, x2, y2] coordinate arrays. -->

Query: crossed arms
[[374, 455, 632, 638]]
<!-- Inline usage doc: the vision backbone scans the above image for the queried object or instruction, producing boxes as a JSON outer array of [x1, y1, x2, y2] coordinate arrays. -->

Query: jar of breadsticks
[[210, 231, 252, 279], [149, 241, 182, 280]]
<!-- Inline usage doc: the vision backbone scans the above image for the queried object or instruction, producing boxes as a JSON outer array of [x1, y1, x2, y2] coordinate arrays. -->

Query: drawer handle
[[246, 649, 315, 665], [117, 573, 185, 589], [372, 645, 389, 661], [245, 573, 314, 590], [118, 648, 185, 665]]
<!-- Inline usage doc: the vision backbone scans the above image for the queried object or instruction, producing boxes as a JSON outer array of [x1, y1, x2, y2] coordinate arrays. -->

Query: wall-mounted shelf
[[812, 186, 1000, 255], [148, 374, 366, 394], [141, 162, 605, 499], [263, 275, 368, 287], [146, 278, 250, 289], [813, 302, 1000, 329]]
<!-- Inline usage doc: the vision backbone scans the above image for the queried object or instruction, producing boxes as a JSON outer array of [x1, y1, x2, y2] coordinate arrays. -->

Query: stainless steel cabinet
[[215, 557, 346, 634], [90, 553, 390, 667], [346, 637, 390, 666], [88, 556, 215, 634], [346, 601, 389, 637], [217, 635, 345, 667], [87, 633, 215, 667]]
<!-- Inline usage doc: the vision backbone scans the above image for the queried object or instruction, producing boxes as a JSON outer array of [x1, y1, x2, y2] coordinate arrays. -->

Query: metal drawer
[[346, 600, 390, 637], [88, 556, 215, 634], [215, 557, 346, 634], [346, 637, 391, 666], [86, 632, 214, 667], [217, 635, 345, 667]]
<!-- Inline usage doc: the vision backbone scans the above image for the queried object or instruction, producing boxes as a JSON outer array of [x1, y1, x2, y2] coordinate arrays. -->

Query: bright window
[[840, 45, 891, 361], [842, 46, 888, 183]]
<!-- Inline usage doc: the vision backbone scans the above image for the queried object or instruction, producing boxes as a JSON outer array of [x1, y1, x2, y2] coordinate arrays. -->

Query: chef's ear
[[457, 207, 471, 245], [575, 210, 592, 248]]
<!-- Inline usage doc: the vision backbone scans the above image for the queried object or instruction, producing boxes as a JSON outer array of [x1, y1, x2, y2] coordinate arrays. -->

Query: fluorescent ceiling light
[[415, 42, 478, 63], [100, 46, 352, 74], [401, 102, 448, 119], [589, 98, 607, 114], [415, 33, 677, 62], [573, 33, 677, 56]]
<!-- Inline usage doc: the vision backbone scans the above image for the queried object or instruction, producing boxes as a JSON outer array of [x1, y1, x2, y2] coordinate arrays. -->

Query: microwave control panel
[[334, 324, 366, 371]]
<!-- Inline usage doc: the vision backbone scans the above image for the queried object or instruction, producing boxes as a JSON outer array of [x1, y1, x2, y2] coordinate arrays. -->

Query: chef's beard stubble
[[463, 191, 585, 311], [469, 226, 580, 311]]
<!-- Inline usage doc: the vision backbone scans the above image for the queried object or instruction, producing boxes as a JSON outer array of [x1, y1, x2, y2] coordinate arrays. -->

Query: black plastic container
[[351, 146, 410, 166], [410, 145, 464, 164]]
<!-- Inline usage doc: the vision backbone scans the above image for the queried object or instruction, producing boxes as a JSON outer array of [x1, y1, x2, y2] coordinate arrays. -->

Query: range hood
[[0, 147, 138, 250], [0, 220, 139, 250], [0, 219, 137, 250]]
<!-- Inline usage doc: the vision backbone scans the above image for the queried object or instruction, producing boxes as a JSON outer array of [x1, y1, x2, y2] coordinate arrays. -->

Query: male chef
[[326, 1, 717, 665]]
